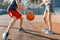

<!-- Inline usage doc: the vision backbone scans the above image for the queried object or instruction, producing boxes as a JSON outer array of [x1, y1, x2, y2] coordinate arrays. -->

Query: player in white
[[39, 0, 54, 34]]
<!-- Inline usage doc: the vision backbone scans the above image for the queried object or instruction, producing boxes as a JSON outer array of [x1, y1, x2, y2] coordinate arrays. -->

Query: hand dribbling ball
[[26, 12, 35, 21]]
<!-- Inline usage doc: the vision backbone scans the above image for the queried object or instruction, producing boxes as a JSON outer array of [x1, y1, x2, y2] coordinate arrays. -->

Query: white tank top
[[43, 0, 50, 12]]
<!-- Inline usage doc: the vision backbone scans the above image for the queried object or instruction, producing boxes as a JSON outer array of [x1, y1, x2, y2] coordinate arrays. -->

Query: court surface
[[0, 15, 60, 40]]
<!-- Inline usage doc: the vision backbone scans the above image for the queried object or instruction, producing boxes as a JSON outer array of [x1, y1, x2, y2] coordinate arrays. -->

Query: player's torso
[[8, 0, 18, 10]]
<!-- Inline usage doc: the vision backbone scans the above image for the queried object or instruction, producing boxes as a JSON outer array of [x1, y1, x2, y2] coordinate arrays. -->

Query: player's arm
[[39, 2, 44, 7], [16, 0, 30, 12]]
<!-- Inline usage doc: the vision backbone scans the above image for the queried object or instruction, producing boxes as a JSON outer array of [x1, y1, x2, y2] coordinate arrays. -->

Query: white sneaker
[[42, 28, 49, 32], [2, 32, 9, 40], [45, 30, 53, 34]]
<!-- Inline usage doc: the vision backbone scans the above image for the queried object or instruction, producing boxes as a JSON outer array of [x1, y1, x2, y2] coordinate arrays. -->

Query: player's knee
[[43, 16, 46, 20], [48, 16, 51, 21], [20, 17, 23, 20], [12, 16, 17, 20]]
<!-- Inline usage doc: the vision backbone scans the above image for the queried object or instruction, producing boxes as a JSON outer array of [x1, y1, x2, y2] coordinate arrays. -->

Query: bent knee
[[43, 16, 47, 20], [20, 16, 23, 20], [12, 16, 17, 20]]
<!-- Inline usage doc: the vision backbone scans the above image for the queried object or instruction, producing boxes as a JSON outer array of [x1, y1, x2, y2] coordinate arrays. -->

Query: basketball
[[26, 12, 35, 21]]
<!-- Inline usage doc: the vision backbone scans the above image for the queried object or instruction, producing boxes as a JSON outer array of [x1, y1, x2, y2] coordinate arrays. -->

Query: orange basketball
[[26, 12, 35, 21]]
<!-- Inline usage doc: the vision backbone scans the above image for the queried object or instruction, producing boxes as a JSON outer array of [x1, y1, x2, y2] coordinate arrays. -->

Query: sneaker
[[19, 28, 25, 32], [45, 30, 53, 34], [2, 32, 9, 40], [42, 28, 49, 32]]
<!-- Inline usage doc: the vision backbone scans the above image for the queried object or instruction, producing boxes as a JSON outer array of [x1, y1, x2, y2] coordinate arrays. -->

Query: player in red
[[2, 0, 31, 40]]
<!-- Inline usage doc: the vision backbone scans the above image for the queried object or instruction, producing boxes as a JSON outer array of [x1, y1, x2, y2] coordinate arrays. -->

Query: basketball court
[[0, 15, 60, 40]]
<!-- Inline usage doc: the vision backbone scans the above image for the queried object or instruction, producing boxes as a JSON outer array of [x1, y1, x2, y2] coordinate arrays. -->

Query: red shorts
[[8, 10, 22, 20]]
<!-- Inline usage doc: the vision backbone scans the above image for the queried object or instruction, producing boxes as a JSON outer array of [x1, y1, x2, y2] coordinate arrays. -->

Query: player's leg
[[19, 17, 23, 29], [43, 12, 48, 28], [2, 16, 17, 40], [48, 12, 52, 31], [19, 17, 25, 32], [42, 11, 49, 32], [45, 12, 53, 34]]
